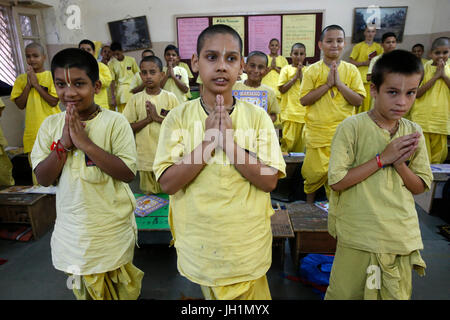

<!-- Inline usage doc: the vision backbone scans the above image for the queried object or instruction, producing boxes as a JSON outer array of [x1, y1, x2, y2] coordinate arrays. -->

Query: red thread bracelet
[[376, 153, 384, 168], [50, 140, 67, 160]]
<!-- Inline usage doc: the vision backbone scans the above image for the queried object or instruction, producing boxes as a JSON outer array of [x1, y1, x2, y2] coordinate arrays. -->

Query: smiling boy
[[31, 48, 143, 300], [153, 24, 285, 300], [326, 50, 431, 300]]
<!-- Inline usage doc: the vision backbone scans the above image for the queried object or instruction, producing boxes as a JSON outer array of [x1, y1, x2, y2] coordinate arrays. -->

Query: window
[[0, 4, 47, 86], [0, 5, 19, 86]]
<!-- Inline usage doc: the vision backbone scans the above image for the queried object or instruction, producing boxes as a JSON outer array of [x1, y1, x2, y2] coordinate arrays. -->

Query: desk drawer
[[0, 206, 30, 223]]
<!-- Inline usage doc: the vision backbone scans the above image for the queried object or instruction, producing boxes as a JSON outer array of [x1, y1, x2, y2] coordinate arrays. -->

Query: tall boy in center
[[153, 24, 286, 300], [300, 25, 366, 204]]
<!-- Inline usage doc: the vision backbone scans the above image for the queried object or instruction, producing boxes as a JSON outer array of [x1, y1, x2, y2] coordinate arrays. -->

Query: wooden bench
[[286, 202, 336, 271], [270, 208, 294, 268]]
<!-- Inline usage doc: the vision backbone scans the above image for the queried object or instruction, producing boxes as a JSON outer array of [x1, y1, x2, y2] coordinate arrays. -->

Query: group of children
[[0, 20, 448, 300]]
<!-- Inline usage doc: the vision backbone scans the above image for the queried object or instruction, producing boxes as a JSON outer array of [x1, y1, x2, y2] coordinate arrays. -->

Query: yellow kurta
[[278, 64, 306, 123], [163, 66, 189, 103], [410, 62, 450, 135], [123, 89, 180, 171], [262, 55, 289, 100], [232, 81, 280, 115], [31, 108, 138, 275], [328, 113, 432, 254], [299, 60, 366, 148], [130, 72, 143, 92], [108, 56, 140, 105], [95, 61, 113, 109], [178, 62, 194, 79], [350, 41, 383, 113], [10, 71, 60, 153], [153, 98, 286, 287]]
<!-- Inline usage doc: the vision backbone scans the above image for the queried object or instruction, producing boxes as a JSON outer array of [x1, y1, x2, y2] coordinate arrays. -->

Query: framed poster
[[352, 6, 408, 43], [108, 16, 152, 51]]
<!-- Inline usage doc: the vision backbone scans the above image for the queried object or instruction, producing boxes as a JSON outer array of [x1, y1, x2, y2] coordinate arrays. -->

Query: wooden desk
[[414, 164, 450, 214], [0, 192, 56, 240], [286, 202, 336, 270], [272, 154, 305, 202], [271, 209, 294, 268]]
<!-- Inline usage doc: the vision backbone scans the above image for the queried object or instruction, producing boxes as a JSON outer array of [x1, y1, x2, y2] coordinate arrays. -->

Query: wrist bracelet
[[376, 153, 384, 168]]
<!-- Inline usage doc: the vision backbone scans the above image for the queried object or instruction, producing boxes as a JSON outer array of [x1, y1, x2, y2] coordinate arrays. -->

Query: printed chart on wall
[[248, 16, 281, 55], [212, 16, 245, 54], [177, 17, 210, 59], [282, 14, 316, 58]]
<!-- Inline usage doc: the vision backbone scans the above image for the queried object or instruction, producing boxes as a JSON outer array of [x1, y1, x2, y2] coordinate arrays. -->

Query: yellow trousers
[[423, 132, 448, 164], [280, 121, 305, 153], [200, 275, 271, 300], [139, 170, 162, 194], [71, 262, 144, 300], [325, 244, 426, 300], [301, 146, 330, 194]]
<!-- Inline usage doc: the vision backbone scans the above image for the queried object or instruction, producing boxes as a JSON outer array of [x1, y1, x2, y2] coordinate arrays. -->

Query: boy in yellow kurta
[[300, 25, 366, 204], [410, 37, 450, 164], [10, 42, 60, 185], [326, 50, 431, 300], [261, 38, 289, 102], [349, 24, 383, 113], [108, 42, 140, 113], [123, 56, 180, 194], [0, 98, 14, 186], [153, 24, 286, 300], [367, 33, 398, 83], [130, 49, 155, 95], [412, 43, 429, 66], [232, 51, 280, 123], [161, 45, 190, 103], [79, 39, 112, 110], [278, 43, 307, 153], [31, 48, 143, 300]]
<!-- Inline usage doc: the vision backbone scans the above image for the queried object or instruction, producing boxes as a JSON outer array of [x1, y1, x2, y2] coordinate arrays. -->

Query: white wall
[[40, 0, 449, 45]]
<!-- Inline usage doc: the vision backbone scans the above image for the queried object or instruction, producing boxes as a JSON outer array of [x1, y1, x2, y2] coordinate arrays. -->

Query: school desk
[[0, 187, 56, 240], [285, 202, 336, 271], [271, 153, 305, 202]]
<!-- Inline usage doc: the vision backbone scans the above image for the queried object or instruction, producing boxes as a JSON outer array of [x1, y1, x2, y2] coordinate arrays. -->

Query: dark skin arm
[[279, 64, 302, 94], [35, 105, 135, 185]]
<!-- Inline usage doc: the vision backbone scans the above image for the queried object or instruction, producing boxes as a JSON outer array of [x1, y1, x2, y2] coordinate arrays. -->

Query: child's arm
[[217, 96, 278, 192], [279, 64, 302, 94], [67, 105, 135, 182], [331, 132, 421, 192], [300, 68, 334, 106], [130, 83, 145, 94], [334, 63, 364, 106], [168, 66, 189, 93], [416, 60, 445, 98], [349, 57, 369, 67], [130, 102, 152, 133], [34, 112, 72, 186], [158, 110, 219, 194], [27, 68, 58, 107], [148, 101, 165, 124], [14, 81, 32, 110]]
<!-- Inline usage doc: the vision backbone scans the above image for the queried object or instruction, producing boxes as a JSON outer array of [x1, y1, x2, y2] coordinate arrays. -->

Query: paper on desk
[[24, 185, 57, 194], [314, 200, 329, 213], [430, 164, 450, 173]]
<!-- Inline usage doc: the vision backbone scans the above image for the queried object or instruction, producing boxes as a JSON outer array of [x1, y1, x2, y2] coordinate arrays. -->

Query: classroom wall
[[2, 0, 449, 148]]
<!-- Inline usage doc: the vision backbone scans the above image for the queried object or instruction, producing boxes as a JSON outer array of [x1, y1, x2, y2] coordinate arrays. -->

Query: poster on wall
[[352, 6, 408, 43], [177, 17, 210, 59], [282, 14, 316, 58], [248, 15, 282, 55], [212, 16, 245, 53], [108, 16, 151, 51]]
